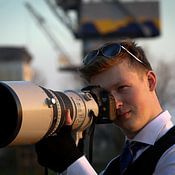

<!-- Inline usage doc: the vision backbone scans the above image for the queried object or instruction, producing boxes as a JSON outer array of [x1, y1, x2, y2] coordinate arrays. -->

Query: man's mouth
[[117, 110, 131, 119]]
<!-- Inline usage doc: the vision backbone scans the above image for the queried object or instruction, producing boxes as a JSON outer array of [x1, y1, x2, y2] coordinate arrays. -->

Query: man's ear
[[147, 71, 157, 91]]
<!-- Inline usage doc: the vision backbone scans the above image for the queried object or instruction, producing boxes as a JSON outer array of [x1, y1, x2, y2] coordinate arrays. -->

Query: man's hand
[[35, 110, 84, 173]]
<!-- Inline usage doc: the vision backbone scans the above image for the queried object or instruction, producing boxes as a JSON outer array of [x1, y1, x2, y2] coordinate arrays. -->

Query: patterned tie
[[120, 140, 147, 175]]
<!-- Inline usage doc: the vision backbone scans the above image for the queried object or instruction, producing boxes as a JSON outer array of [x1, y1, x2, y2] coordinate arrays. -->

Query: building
[[0, 47, 33, 81]]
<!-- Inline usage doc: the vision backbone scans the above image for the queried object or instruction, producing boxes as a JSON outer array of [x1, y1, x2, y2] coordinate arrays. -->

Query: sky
[[0, 0, 175, 91]]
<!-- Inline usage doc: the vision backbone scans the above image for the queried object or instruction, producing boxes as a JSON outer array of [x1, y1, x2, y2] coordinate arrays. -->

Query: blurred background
[[0, 0, 175, 174]]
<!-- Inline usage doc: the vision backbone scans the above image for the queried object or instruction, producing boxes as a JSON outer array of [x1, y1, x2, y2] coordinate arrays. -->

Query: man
[[35, 39, 175, 175]]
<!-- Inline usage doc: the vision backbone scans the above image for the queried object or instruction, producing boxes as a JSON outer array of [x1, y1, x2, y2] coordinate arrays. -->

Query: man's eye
[[118, 85, 129, 91]]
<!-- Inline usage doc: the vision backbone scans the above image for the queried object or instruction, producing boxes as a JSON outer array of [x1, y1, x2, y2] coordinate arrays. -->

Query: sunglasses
[[83, 43, 145, 66]]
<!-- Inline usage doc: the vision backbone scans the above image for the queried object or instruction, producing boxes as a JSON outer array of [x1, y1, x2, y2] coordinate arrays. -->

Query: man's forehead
[[90, 64, 135, 87]]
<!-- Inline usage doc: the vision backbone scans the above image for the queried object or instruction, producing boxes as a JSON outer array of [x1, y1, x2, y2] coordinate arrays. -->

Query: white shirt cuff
[[61, 156, 97, 175]]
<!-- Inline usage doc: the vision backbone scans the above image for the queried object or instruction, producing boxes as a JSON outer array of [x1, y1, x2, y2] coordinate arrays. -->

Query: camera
[[0, 81, 116, 148]]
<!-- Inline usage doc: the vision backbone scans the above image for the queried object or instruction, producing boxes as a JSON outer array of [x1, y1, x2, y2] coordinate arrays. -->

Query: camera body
[[0, 81, 116, 147]]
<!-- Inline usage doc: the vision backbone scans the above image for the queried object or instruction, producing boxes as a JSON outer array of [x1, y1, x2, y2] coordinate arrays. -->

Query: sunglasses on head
[[83, 43, 145, 66]]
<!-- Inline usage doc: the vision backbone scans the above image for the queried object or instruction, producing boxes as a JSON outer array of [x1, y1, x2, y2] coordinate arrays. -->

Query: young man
[[35, 40, 175, 175]]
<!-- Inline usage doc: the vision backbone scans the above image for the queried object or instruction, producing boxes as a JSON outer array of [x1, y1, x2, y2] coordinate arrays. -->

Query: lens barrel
[[0, 81, 99, 147]]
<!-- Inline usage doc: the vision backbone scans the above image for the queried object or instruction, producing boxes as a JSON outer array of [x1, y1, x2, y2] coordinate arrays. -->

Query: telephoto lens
[[0, 81, 116, 148], [0, 81, 99, 147]]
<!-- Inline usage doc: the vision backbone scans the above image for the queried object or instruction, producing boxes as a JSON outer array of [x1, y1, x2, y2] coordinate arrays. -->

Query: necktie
[[120, 141, 147, 175]]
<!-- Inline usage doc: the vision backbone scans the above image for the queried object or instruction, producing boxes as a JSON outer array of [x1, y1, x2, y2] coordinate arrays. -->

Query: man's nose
[[111, 91, 123, 109]]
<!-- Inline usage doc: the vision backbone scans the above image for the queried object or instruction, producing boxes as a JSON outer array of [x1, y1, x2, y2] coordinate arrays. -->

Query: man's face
[[90, 61, 156, 138]]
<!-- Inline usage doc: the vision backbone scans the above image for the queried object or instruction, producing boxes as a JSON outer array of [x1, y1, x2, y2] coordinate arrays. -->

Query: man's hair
[[79, 39, 152, 81]]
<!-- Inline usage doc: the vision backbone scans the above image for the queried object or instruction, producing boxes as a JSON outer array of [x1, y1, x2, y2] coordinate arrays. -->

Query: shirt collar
[[130, 110, 173, 145]]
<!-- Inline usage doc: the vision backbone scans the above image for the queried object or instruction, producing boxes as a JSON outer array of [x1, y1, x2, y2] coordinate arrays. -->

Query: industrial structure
[[45, 0, 160, 71]]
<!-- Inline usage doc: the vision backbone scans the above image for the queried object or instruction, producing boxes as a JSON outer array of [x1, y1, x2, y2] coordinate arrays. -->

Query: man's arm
[[35, 110, 97, 174]]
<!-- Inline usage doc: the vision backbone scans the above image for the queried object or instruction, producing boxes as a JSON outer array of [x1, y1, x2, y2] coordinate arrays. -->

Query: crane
[[24, 2, 73, 68]]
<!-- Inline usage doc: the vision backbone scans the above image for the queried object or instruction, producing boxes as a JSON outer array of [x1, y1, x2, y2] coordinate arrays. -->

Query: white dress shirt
[[60, 110, 175, 175]]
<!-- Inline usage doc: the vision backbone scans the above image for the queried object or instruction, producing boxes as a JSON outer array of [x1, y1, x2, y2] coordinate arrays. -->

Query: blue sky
[[0, 0, 175, 90]]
